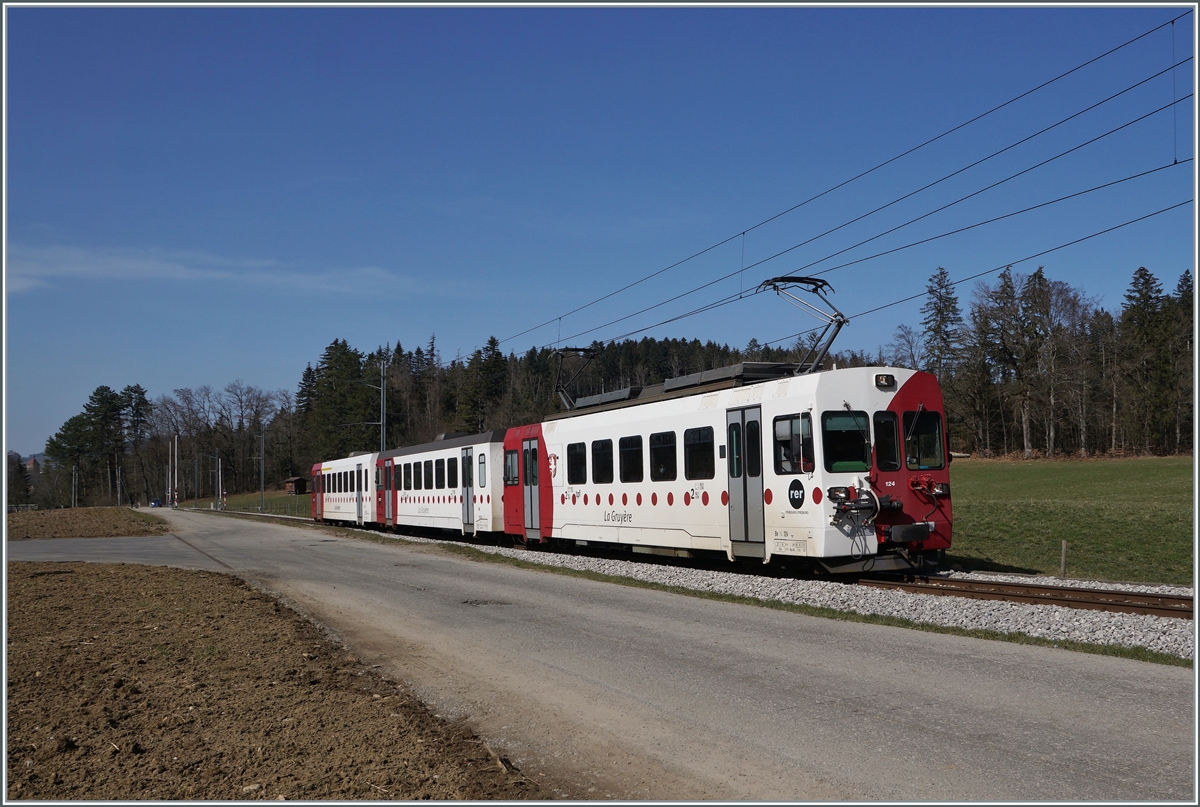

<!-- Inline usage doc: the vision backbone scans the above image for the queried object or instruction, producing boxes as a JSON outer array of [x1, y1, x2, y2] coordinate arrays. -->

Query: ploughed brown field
[[6, 508, 559, 800]]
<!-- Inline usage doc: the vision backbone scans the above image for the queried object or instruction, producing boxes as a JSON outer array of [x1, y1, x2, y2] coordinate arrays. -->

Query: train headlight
[[875, 374, 896, 389], [826, 486, 850, 503], [931, 482, 950, 497]]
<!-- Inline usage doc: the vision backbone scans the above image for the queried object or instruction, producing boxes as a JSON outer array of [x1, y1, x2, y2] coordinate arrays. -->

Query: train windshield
[[821, 411, 871, 473], [873, 411, 901, 472], [903, 410, 945, 470]]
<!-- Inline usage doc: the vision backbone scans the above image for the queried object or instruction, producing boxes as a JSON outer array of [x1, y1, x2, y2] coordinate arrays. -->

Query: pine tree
[[1119, 267, 1168, 454], [1166, 270, 1193, 452], [7, 451, 33, 506], [919, 267, 963, 383]]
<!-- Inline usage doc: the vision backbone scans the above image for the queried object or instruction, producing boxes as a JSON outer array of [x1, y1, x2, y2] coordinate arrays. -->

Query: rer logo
[[788, 479, 805, 509]]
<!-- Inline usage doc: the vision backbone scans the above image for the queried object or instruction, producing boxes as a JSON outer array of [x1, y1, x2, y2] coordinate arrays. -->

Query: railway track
[[858, 577, 1193, 620]]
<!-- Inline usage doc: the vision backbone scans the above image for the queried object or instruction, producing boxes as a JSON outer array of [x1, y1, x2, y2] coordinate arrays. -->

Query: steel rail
[[858, 577, 1193, 620]]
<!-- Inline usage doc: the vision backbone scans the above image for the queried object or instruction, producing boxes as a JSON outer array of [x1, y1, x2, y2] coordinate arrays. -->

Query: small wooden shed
[[284, 476, 307, 495]]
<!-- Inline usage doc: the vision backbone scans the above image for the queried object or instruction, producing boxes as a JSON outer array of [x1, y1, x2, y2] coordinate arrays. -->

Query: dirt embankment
[[6, 508, 560, 800], [6, 507, 170, 540]]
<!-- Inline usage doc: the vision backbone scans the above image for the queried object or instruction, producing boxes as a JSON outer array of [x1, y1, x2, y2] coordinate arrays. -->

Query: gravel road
[[8, 509, 1195, 801]]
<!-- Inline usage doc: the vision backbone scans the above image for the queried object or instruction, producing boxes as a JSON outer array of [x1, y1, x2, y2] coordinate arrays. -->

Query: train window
[[822, 411, 871, 473], [427, 460, 437, 489], [479, 454, 487, 487], [801, 413, 814, 472], [727, 423, 742, 478], [619, 436, 643, 483], [376, 467, 383, 488], [773, 415, 809, 475], [435, 458, 446, 489], [903, 410, 945, 470], [413, 461, 422, 490], [567, 443, 587, 485], [592, 439, 613, 484], [650, 432, 676, 482], [524, 447, 538, 486], [684, 427, 714, 480], [447, 457, 458, 489], [874, 412, 902, 471], [745, 420, 761, 478], [404, 463, 412, 490], [504, 450, 520, 486]]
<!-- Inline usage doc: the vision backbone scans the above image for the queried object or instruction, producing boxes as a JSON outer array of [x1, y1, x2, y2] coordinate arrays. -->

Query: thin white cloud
[[6, 244, 237, 288], [3, 243, 485, 298]]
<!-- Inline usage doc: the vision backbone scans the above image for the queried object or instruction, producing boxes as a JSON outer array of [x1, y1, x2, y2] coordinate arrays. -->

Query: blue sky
[[5, 5, 1195, 458]]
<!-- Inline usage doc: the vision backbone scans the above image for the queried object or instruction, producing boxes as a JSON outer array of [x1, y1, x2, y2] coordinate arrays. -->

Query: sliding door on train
[[522, 438, 540, 542], [384, 459, 394, 526], [461, 447, 474, 534], [726, 406, 765, 556], [355, 461, 365, 526]]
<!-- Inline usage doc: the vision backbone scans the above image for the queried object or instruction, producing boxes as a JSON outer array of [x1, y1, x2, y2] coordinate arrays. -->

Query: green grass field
[[186, 489, 312, 518], [947, 457, 1194, 585]]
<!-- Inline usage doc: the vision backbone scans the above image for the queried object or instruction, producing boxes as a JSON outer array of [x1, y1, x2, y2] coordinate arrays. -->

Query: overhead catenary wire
[[542, 89, 1193, 353], [748, 64, 1194, 279], [547, 199, 1193, 351], [495, 9, 1193, 350], [761, 199, 1195, 349], [813, 159, 1192, 277]]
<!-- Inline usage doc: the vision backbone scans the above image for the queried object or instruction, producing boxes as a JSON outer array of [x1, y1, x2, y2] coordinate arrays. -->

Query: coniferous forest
[[21, 264, 1192, 509]]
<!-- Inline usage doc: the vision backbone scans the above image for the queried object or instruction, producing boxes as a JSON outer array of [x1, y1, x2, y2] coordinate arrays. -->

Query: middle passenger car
[[376, 430, 507, 535]]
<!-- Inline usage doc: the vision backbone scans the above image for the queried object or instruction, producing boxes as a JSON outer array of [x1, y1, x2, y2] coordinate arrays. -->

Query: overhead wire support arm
[[552, 346, 598, 411], [757, 276, 850, 375]]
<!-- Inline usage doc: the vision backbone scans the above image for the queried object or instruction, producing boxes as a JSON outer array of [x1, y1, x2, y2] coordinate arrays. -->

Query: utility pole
[[259, 421, 265, 513]]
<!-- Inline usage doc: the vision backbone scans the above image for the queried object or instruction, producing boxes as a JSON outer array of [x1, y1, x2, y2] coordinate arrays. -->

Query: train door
[[461, 447, 475, 534], [355, 462, 364, 526], [727, 406, 765, 557], [522, 437, 540, 541], [384, 459, 394, 526], [313, 468, 323, 520]]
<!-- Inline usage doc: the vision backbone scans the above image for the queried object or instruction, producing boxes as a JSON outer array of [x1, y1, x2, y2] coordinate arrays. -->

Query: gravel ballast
[[392, 532, 1194, 660]]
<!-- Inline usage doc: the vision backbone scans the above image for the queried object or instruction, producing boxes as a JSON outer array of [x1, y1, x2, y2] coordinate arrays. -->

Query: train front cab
[[759, 368, 952, 572], [503, 424, 554, 543]]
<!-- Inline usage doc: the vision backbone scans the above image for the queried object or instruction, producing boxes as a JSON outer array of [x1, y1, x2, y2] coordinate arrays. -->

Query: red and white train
[[310, 361, 953, 574]]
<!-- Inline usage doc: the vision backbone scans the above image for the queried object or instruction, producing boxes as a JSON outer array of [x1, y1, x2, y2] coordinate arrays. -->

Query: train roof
[[548, 361, 811, 421], [377, 429, 508, 460]]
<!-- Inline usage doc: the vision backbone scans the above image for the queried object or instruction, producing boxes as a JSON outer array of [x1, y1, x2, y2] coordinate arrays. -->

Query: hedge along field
[[946, 457, 1194, 586]]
